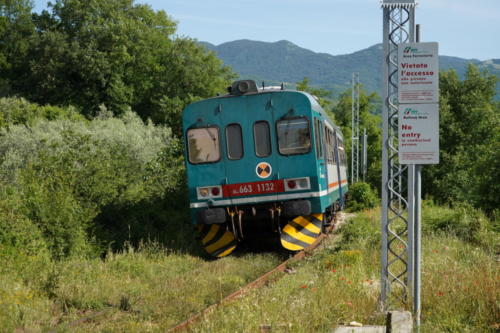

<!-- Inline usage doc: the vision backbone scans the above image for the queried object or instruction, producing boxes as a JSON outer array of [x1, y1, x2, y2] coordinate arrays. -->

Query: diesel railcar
[[183, 80, 348, 257]]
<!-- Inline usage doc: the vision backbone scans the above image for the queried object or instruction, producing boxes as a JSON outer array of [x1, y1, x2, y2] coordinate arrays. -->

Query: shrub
[[422, 202, 498, 253], [0, 112, 189, 258], [0, 195, 49, 257], [346, 182, 378, 212], [339, 209, 381, 250], [0, 97, 83, 128]]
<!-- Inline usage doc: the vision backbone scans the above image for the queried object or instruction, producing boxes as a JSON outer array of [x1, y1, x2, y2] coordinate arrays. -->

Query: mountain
[[201, 39, 500, 97]]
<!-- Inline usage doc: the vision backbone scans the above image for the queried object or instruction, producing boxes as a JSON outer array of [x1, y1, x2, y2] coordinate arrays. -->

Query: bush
[[339, 209, 381, 250], [346, 182, 378, 212], [0, 112, 190, 258], [422, 202, 498, 253], [0, 97, 83, 128]]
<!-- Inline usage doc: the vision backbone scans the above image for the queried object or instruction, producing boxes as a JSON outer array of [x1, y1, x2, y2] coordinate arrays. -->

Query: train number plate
[[222, 180, 284, 197]]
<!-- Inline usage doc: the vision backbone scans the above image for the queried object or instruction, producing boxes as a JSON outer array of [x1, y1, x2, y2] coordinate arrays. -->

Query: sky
[[32, 0, 500, 60]]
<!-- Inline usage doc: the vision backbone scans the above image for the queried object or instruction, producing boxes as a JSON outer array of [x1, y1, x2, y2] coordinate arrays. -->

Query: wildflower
[[432, 249, 439, 253], [311, 288, 317, 292], [346, 301, 353, 307], [300, 285, 307, 289], [443, 246, 449, 250], [347, 281, 352, 285], [331, 269, 337, 273], [340, 276, 346, 280], [436, 291, 444, 296]]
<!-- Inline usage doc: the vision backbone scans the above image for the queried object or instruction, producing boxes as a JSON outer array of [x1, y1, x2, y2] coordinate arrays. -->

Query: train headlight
[[199, 188, 209, 197], [197, 186, 223, 199], [284, 177, 310, 191], [298, 179, 309, 188]]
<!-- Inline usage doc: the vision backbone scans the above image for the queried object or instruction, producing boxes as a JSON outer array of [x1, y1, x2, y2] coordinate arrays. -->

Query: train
[[182, 80, 348, 257]]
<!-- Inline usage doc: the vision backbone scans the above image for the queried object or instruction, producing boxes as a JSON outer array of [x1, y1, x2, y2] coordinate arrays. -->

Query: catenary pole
[[351, 72, 360, 183]]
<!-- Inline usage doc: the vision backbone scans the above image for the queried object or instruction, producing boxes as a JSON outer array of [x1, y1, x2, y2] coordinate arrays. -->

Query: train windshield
[[277, 117, 311, 155], [187, 127, 221, 164]]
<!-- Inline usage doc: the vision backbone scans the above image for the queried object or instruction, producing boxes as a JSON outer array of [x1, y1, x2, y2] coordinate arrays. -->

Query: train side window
[[324, 128, 329, 163], [187, 127, 221, 164], [314, 119, 323, 158], [338, 138, 346, 166], [226, 123, 244, 160], [276, 117, 311, 155], [253, 121, 271, 157], [330, 132, 337, 164], [326, 128, 333, 164]]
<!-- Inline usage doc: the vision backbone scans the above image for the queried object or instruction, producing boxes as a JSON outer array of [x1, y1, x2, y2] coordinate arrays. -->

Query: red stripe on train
[[222, 180, 285, 197]]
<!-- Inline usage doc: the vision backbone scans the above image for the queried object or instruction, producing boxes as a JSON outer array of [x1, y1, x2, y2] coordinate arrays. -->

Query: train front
[[183, 80, 335, 257]]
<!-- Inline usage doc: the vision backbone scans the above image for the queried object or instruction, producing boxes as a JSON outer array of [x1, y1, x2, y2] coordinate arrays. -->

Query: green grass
[[0, 243, 283, 332], [188, 207, 498, 332], [1, 205, 498, 332]]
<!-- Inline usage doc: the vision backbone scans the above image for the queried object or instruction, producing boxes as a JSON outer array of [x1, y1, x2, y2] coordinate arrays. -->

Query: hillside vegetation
[[202, 39, 500, 97]]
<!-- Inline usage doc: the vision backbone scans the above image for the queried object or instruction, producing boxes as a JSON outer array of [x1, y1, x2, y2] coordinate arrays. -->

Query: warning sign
[[398, 104, 439, 164], [398, 42, 439, 104], [256, 162, 272, 179]]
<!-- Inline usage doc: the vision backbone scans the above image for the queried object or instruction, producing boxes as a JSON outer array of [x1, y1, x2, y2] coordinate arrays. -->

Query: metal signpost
[[381, 1, 440, 327], [399, 37, 439, 328], [351, 72, 360, 183]]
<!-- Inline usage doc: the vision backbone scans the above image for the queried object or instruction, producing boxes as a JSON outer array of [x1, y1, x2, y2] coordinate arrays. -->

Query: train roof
[[184, 80, 342, 134]]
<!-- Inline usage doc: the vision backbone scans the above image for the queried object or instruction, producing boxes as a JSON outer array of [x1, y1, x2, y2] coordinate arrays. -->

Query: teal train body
[[182, 80, 348, 256]]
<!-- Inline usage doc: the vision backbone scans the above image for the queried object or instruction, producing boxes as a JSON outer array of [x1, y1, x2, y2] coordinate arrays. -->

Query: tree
[[332, 87, 382, 191], [423, 65, 499, 214], [296, 77, 333, 111], [5, 0, 234, 133], [0, 0, 35, 95]]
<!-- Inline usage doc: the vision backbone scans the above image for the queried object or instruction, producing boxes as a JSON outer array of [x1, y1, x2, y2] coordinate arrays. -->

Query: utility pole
[[351, 72, 360, 183], [380, 0, 416, 310]]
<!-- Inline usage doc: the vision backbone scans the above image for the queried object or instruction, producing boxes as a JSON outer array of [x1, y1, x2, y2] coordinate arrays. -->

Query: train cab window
[[277, 117, 311, 155], [226, 123, 244, 160], [254, 121, 271, 157], [187, 127, 221, 164]]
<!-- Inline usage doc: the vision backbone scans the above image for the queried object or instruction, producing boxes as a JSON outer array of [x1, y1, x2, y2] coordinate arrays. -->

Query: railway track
[[168, 211, 347, 332]]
